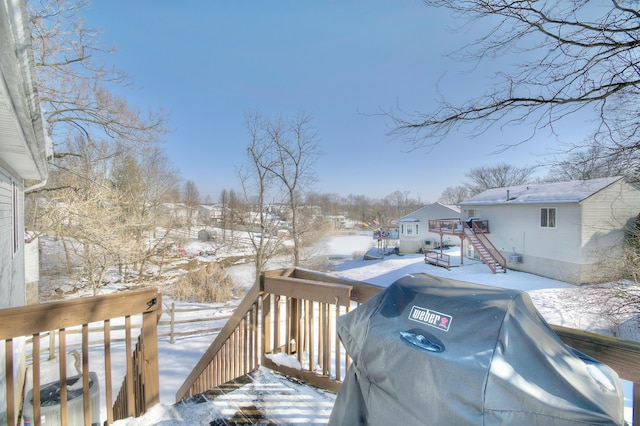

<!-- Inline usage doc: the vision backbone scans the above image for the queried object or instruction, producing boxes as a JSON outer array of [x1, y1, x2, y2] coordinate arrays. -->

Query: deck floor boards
[[184, 367, 337, 425]]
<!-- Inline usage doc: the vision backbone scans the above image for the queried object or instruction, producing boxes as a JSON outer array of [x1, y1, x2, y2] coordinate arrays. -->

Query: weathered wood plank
[[142, 308, 161, 410], [104, 320, 114, 425], [551, 324, 640, 383], [5, 339, 15, 426], [265, 276, 353, 306], [175, 283, 262, 401], [0, 288, 159, 340]]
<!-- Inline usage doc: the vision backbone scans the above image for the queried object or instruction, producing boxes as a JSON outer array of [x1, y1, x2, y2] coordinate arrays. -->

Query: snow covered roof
[[460, 177, 624, 206], [400, 202, 461, 221], [399, 217, 419, 222]]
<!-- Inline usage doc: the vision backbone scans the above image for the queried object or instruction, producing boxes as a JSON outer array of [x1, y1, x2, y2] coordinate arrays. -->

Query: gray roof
[[400, 202, 461, 221], [460, 177, 623, 206]]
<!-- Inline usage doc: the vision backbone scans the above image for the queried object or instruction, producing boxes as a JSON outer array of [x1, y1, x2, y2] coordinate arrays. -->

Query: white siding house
[[459, 177, 640, 284], [198, 204, 224, 224], [398, 202, 460, 253], [0, 0, 49, 420]]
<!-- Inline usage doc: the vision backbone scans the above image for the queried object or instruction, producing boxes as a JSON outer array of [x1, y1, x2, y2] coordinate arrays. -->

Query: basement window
[[540, 208, 556, 228]]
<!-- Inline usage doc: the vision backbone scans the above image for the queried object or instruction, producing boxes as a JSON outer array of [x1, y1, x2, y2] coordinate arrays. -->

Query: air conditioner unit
[[23, 372, 100, 426], [509, 254, 523, 263]]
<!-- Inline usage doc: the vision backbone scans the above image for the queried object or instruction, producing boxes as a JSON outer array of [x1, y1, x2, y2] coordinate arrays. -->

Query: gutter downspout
[[25, 179, 47, 193]]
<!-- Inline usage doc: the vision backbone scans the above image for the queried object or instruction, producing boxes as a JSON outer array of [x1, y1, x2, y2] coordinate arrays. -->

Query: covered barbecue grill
[[329, 274, 624, 425]]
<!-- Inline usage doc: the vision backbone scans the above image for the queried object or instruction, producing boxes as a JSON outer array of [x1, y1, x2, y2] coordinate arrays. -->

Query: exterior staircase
[[463, 224, 507, 274]]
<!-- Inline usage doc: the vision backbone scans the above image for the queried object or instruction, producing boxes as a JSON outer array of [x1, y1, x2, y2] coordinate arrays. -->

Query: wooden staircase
[[463, 223, 506, 274]]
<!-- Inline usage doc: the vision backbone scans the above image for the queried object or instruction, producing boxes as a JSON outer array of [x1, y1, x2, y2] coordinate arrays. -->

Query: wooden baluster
[[308, 301, 316, 371], [59, 329, 68, 425], [104, 319, 114, 425], [5, 339, 15, 425], [32, 333, 41, 426], [125, 315, 134, 418], [82, 323, 91, 425]]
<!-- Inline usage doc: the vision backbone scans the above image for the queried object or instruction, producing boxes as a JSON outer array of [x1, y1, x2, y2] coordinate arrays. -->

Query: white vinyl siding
[[0, 167, 26, 308]]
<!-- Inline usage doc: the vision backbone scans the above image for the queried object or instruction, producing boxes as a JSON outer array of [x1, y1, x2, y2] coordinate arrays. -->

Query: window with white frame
[[402, 223, 418, 235], [467, 209, 479, 218], [540, 207, 556, 228]]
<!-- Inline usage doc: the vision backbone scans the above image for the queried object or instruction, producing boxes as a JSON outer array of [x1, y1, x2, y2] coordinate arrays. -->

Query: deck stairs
[[463, 225, 506, 274]]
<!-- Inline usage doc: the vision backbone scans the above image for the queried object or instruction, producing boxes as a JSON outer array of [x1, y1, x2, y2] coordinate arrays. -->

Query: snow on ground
[[104, 233, 638, 424]]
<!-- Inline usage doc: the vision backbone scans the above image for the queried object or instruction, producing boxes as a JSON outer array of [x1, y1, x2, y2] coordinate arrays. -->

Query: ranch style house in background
[[0, 0, 50, 420], [459, 176, 640, 285], [398, 202, 460, 253]]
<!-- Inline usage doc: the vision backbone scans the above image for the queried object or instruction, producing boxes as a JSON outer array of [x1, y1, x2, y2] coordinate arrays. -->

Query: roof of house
[[459, 176, 624, 206], [0, 0, 48, 181], [399, 202, 460, 222]]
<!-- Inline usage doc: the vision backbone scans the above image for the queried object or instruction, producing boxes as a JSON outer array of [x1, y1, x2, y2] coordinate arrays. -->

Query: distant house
[[398, 203, 460, 253], [459, 177, 640, 284], [159, 203, 192, 225], [198, 204, 224, 224], [0, 0, 49, 420]]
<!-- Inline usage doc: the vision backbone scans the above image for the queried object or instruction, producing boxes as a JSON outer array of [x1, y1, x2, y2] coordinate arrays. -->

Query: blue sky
[[82, 1, 590, 203]]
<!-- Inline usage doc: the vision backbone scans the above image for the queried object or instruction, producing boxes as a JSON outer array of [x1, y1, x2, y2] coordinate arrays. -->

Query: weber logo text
[[409, 306, 452, 332]]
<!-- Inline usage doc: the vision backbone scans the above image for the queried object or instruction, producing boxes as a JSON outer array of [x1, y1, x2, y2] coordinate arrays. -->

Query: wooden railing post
[[634, 383, 640, 426], [141, 298, 161, 410], [5, 339, 15, 426], [170, 302, 175, 344]]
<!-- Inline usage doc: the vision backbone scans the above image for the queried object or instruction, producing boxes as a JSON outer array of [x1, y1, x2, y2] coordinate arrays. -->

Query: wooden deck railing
[[428, 219, 465, 234], [176, 268, 380, 400], [463, 221, 507, 273], [424, 250, 451, 269], [176, 268, 640, 425], [1, 288, 161, 426], [428, 219, 506, 273]]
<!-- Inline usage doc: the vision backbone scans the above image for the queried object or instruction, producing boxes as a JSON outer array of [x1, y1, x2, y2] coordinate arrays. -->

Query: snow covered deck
[[183, 367, 336, 425]]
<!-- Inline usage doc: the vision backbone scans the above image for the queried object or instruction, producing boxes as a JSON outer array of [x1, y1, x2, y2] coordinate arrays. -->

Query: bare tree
[[438, 185, 470, 205], [239, 112, 281, 287], [304, 191, 342, 216], [218, 188, 242, 244], [387, 0, 640, 180], [137, 147, 181, 276], [545, 146, 631, 182], [25, 0, 174, 289], [183, 180, 200, 233], [28, 0, 166, 150], [264, 111, 320, 266], [465, 163, 535, 196]]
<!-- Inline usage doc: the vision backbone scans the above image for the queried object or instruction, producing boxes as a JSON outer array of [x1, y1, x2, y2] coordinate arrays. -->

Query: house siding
[[399, 203, 460, 253], [461, 202, 586, 282], [0, 167, 25, 309], [579, 179, 640, 270], [461, 178, 640, 284]]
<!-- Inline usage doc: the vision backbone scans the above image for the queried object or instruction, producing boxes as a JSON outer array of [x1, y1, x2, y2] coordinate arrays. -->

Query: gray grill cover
[[329, 274, 624, 425]]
